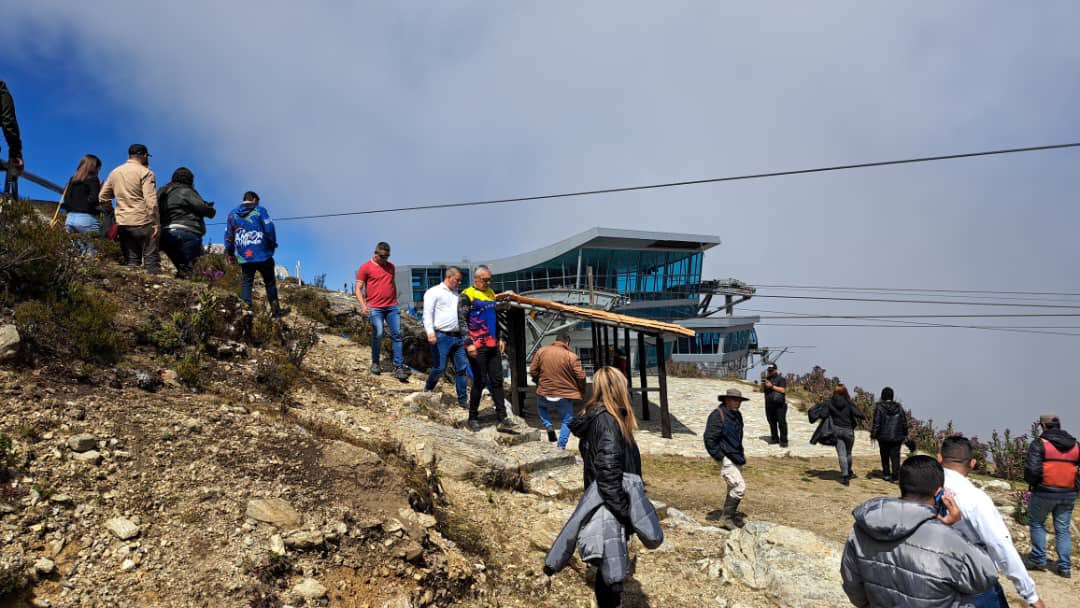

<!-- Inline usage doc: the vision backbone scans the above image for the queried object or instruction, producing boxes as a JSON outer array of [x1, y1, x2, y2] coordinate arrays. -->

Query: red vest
[[1042, 439, 1080, 489]]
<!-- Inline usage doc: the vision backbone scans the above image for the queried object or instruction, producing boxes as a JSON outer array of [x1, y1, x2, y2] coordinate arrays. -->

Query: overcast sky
[[4, 2, 1078, 440]]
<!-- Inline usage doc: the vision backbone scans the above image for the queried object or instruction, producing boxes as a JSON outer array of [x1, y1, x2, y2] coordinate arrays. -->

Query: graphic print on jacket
[[224, 204, 277, 264], [461, 286, 499, 348]]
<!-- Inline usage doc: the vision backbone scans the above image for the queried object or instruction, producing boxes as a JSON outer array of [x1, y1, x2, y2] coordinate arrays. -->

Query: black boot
[[718, 495, 743, 530], [271, 302, 291, 318]]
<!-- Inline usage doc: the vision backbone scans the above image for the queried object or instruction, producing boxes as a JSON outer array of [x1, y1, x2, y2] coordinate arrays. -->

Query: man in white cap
[[704, 388, 749, 529]]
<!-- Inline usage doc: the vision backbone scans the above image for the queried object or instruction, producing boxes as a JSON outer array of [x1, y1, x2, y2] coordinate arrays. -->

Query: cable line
[[207, 141, 1080, 224], [752, 283, 1080, 298], [741, 307, 1080, 337], [751, 294, 1080, 309]]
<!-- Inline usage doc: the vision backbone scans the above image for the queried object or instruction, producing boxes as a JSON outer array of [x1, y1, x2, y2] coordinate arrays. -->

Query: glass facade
[[490, 248, 704, 321], [673, 328, 757, 355], [408, 266, 453, 311]]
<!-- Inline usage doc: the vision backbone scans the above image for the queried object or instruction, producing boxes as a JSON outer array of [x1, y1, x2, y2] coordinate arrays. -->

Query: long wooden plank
[[499, 293, 695, 337]]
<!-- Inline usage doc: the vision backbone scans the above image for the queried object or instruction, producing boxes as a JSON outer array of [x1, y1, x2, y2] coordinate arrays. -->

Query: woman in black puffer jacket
[[568, 366, 641, 608], [828, 384, 866, 485]]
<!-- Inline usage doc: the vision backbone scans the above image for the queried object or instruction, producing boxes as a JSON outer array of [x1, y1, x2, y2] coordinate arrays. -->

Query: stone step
[[525, 461, 584, 498]]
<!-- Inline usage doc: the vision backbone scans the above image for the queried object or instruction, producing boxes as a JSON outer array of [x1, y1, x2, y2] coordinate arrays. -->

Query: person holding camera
[[763, 363, 788, 448]]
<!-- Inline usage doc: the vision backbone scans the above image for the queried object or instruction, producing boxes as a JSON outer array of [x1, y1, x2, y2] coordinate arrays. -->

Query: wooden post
[[601, 324, 609, 367], [637, 331, 650, 421], [506, 307, 527, 417], [591, 323, 599, 370], [624, 327, 632, 392], [656, 334, 671, 439]]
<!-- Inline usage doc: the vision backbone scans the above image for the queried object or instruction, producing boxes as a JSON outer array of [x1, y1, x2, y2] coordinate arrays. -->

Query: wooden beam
[[656, 335, 671, 439], [506, 307, 527, 417], [637, 331, 650, 421]]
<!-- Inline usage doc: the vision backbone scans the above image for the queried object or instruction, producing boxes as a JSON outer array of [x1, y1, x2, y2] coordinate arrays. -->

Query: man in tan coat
[[99, 144, 160, 272], [529, 330, 586, 448]]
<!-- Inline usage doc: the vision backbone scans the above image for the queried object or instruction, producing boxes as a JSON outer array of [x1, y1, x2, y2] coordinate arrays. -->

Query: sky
[[3, 2, 1079, 440]]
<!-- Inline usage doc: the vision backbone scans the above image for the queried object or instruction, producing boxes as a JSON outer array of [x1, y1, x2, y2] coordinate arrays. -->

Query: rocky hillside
[[1, 203, 1076, 607]]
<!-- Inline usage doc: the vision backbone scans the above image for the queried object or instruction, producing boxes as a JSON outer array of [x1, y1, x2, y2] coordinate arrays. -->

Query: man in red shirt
[[355, 242, 408, 381]]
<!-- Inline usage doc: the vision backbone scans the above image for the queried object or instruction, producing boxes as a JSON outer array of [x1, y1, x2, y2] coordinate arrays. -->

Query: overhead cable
[[206, 141, 1080, 224]]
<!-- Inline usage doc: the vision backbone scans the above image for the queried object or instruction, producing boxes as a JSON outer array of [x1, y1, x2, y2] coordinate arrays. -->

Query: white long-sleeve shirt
[[422, 282, 460, 335], [943, 468, 1038, 605]]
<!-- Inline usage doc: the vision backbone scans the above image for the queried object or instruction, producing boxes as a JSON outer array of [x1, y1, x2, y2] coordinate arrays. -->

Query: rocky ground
[[1, 263, 1076, 607]]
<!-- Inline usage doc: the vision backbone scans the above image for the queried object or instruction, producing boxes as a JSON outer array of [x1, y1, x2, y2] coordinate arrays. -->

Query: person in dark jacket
[[1023, 413, 1078, 579], [870, 386, 908, 483], [841, 455, 998, 608], [829, 384, 866, 485], [158, 167, 216, 278], [60, 155, 103, 254], [567, 366, 642, 608], [0, 80, 22, 182], [704, 388, 748, 530], [224, 191, 289, 317], [763, 363, 788, 447]]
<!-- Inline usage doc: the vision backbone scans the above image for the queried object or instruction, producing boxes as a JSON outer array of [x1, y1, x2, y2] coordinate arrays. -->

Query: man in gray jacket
[[841, 455, 998, 608]]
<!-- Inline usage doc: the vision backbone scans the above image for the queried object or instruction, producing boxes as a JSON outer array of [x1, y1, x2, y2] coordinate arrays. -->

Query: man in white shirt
[[423, 266, 468, 407], [939, 436, 1045, 608]]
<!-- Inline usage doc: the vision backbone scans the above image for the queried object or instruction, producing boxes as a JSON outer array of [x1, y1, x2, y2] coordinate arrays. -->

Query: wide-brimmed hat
[[718, 388, 750, 403]]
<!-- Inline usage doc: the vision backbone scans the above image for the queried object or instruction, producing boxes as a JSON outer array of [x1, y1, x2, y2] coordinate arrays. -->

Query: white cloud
[[4, 1, 1080, 436]]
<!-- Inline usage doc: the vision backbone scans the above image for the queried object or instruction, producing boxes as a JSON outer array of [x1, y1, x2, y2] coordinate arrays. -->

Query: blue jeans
[[1028, 493, 1074, 574], [969, 582, 1007, 608], [536, 396, 574, 449], [160, 228, 204, 277], [425, 331, 468, 404], [370, 306, 403, 367], [65, 212, 101, 255]]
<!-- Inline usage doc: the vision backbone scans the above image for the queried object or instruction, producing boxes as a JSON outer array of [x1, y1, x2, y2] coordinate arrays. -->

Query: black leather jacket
[[569, 406, 642, 524], [870, 401, 908, 443], [158, 184, 216, 236]]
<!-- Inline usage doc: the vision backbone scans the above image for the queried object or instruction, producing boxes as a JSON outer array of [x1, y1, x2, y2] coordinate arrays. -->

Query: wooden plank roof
[[498, 292, 696, 338]]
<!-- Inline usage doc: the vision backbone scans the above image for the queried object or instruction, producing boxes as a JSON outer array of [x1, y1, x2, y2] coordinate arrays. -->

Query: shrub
[[13, 283, 121, 364], [1012, 490, 1031, 525], [0, 433, 17, 484], [0, 199, 77, 300], [988, 421, 1037, 481], [255, 353, 301, 402], [285, 286, 336, 326], [176, 353, 202, 387], [667, 361, 704, 378], [193, 253, 241, 293]]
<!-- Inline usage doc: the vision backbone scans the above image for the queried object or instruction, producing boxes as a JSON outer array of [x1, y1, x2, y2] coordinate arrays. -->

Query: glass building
[[395, 228, 760, 376]]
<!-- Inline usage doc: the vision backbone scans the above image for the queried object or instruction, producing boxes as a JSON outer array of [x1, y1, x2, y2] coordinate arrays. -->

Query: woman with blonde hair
[[568, 366, 642, 607]]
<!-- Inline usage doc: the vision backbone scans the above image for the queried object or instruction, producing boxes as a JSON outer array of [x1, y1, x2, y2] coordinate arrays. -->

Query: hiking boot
[[717, 495, 743, 531], [370, 363, 382, 375], [546, 428, 557, 442], [1054, 567, 1071, 579], [842, 476, 850, 486], [271, 303, 291, 318], [466, 420, 482, 432], [779, 441, 788, 448], [394, 366, 410, 382], [1022, 556, 1047, 572], [496, 418, 518, 432]]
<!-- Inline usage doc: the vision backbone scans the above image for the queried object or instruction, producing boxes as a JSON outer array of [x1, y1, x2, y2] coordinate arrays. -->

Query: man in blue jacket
[[704, 388, 748, 529], [224, 191, 290, 318]]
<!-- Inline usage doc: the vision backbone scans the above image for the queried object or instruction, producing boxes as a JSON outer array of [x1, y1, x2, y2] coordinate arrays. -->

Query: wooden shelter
[[498, 292, 696, 439]]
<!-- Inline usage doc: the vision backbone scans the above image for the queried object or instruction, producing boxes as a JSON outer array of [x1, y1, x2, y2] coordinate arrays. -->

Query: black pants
[[240, 259, 279, 307], [118, 224, 161, 272], [879, 441, 902, 478], [765, 402, 788, 443], [160, 228, 203, 278], [468, 347, 507, 421], [595, 575, 622, 608]]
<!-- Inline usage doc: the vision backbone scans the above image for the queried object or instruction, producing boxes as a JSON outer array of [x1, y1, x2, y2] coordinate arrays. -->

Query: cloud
[[4, 1, 1080, 436]]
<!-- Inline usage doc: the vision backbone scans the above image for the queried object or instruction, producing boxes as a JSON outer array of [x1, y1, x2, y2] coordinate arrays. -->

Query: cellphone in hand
[[934, 489, 947, 516]]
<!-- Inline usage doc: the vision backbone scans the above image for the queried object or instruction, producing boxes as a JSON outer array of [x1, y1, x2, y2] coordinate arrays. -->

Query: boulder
[[292, 578, 327, 600], [722, 521, 848, 608], [105, 517, 141, 540], [283, 530, 325, 550], [73, 450, 102, 465], [246, 498, 301, 528], [0, 324, 19, 360], [67, 433, 97, 452]]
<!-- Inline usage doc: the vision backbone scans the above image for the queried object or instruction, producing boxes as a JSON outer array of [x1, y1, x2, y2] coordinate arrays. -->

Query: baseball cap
[[767, 363, 778, 370], [128, 144, 151, 157]]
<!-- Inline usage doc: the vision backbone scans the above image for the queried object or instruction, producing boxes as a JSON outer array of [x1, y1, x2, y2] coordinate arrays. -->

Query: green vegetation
[[14, 283, 121, 364]]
